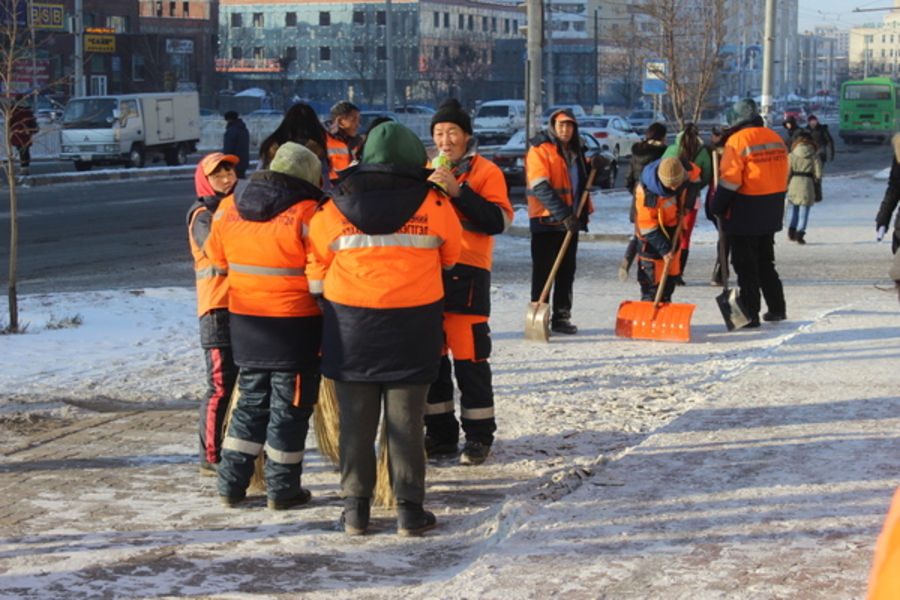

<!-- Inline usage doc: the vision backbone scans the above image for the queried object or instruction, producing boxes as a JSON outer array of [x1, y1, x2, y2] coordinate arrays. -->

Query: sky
[[798, 0, 895, 32]]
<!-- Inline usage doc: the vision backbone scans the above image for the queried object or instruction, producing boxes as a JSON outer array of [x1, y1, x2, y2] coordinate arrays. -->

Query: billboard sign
[[643, 59, 667, 95]]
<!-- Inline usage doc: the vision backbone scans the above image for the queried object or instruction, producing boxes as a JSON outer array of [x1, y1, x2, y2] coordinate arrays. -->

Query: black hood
[[237, 170, 323, 222], [329, 163, 434, 235], [186, 194, 226, 226]]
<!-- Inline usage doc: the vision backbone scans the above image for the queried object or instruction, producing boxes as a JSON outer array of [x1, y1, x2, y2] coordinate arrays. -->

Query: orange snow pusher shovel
[[525, 168, 597, 342], [614, 254, 696, 342]]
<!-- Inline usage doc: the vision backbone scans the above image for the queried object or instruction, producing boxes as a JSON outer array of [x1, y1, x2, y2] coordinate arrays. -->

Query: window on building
[[83, 12, 95, 27], [320, 46, 331, 61], [253, 47, 264, 59], [433, 11, 440, 28], [458, 14, 464, 29], [285, 46, 297, 61], [468, 15, 473, 30], [107, 15, 130, 33], [155, 2, 162, 17], [883, 35, 887, 43], [231, 13, 242, 28], [133, 54, 145, 81], [573, 21, 585, 32], [376, 11, 386, 25], [513, 19, 519, 33], [253, 12, 263, 27], [354, 45, 364, 56], [320, 12, 330, 26], [483, 16, 488, 32], [377, 46, 387, 60], [354, 11, 365, 25], [169, 2, 176, 17], [286, 12, 297, 27], [444, 12, 449, 28], [505, 18, 510, 33], [231, 46, 242, 59], [91, 54, 106, 72], [492, 17, 497, 32], [183, 2, 189, 17]]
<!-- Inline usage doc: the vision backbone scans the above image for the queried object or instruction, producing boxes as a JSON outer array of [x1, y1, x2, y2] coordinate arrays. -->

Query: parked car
[[199, 107, 221, 118], [393, 104, 435, 115], [34, 95, 67, 121], [358, 110, 400, 135], [245, 109, 283, 118], [541, 104, 587, 126], [581, 116, 641, 159], [781, 105, 807, 124], [627, 109, 666, 134], [491, 130, 618, 189], [473, 99, 527, 146]]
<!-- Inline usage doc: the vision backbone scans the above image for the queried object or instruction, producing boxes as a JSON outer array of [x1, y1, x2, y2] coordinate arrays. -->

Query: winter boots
[[397, 500, 437, 537], [788, 227, 796, 241], [795, 231, 806, 245], [341, 497, 371, 535]]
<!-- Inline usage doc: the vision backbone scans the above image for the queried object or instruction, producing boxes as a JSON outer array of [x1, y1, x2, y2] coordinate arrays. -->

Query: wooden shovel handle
[[536, 167, 598, 305]]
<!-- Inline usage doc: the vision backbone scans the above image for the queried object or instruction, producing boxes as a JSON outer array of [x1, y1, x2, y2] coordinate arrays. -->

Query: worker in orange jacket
[[635, 157, 700, 302], [325, 100, 362, 184], [526, 108, 596, 334], [187, 152, 240, 476], [204, 142, 324, 511], [308, 121, 461, 537], [710, 99, 789, 327], [423, 99, 513, 466]]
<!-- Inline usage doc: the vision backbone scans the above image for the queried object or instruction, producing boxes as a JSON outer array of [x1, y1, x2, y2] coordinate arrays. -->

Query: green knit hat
[[360, 121, 427, 168], [269, 141, 321, 184]]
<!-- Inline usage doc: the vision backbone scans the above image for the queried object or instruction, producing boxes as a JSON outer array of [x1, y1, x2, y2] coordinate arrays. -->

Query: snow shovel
[[524, 167, 598, 342], [614, 253, 696, 342], [715, 216, 751, 330]]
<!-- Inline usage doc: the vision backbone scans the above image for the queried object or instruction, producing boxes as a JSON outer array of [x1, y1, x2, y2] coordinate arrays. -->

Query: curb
[[22, 164, 196, 188], [505, 225, 631, 243]]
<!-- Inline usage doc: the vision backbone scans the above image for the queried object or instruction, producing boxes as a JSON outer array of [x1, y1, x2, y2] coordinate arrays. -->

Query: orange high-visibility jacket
[[188, 200, 229, 318], [525, 136, 594, 227], [451, 154, 513, 271], [711, 125, 788, 235], [205, 194, 320, 320], [326, 133, 353, 182], [868, 487, 900, 600]]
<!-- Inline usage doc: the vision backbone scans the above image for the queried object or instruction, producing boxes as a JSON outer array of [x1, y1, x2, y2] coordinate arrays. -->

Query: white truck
[[59, 92, 201, 171], [473, 99, 527, 146]]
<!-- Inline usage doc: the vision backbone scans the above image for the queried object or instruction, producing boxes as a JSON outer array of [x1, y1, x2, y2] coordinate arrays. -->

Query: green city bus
[[839, 77, 900, 144]]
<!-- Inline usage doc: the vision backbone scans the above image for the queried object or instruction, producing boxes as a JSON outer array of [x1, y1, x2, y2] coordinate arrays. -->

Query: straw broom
[[313, 376, 340, 465]]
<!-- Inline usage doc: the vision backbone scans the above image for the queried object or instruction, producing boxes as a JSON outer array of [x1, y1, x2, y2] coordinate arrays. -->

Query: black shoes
[[460, 441, 490, 466], [551, 319, 578, 334], [267, 488, 312, 510], [763, 312, 787, 322], [397, 500, 437, 537], [788, 227, 796, 241], [220, 492, 247, 508], [425, 437, 458, 458], [341, 497, 371, 535]]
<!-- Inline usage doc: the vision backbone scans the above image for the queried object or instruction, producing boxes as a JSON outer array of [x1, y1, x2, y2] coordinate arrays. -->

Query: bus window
[[843, 84, 893, 101]]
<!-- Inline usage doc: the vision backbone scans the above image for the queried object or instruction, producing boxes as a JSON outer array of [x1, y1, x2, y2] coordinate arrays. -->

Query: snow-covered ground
[[0, 169, 898, 599]]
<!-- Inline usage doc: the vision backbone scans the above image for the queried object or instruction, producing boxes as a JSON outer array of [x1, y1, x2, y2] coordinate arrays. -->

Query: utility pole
[[761, 0, 775, 124], [545, 0, 554, 107], [74, 0, 84, 97], [526, 0, 543, 140], [385, 0, 395, 110]]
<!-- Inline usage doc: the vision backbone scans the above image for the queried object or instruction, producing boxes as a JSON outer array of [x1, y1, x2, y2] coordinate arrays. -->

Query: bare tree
[[0, 1, 70, 331], [605, 0, 727, 127]]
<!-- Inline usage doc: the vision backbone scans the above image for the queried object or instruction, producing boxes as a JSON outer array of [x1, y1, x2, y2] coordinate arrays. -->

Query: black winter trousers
[[730, 233, 786, 320], [530, 231, 579, 322]]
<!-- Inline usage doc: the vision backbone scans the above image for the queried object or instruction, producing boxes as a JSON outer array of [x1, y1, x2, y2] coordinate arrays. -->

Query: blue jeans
[[789, 204, 810, 233]]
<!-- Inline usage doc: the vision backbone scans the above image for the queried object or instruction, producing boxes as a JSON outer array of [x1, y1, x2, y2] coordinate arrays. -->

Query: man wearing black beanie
[[424, 98, 513, 466]]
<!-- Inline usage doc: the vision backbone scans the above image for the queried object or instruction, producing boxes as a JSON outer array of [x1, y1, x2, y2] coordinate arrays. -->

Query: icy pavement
[[0, 171, 898, 599]]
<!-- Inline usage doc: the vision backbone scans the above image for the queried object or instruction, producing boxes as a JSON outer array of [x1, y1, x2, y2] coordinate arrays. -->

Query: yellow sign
[[86, 35, 116, 53], [30, 3, 65, 30]]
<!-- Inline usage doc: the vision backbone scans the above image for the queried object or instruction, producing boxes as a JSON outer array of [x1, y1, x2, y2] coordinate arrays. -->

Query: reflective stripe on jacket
[[189, 205, 228, 317], [525, 139, 594, 229], [326, 133, 353, 182]]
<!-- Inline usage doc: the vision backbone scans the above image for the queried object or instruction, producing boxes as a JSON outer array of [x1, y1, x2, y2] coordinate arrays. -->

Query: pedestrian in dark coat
[[875, 133, 900, 252], [10, 94, 37, 176], [222, 111, 250, 179], [782, 116, 802, 147], [803, 115, 835, 165]]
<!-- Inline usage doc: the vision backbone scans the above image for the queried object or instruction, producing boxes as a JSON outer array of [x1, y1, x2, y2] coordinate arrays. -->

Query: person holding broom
[[307, 121, 462, 536], [423, 99, 513, 466], [187, 153, 240, 476], [634, 157, 699, 302], [204, 142, 325, 510], [526, 108, 597, 335]]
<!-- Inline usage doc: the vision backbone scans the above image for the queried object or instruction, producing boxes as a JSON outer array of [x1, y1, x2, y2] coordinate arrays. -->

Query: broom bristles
[[373, 418, 396, 508], [313, 377, 341, 465]]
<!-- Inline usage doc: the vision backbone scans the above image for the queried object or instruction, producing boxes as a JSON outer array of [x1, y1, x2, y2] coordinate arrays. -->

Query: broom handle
[[711, 150, 732, 293], [536, 167, 598, 305]]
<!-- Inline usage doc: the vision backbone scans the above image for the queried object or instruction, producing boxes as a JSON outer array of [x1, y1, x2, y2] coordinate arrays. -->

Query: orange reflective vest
[[326, 133, 353, 182], [204, 195, 320, 319], [525, 139, 594, 224], [307, 188, 461, 309], [712, 125, 788, 235], [188, 203, 228, 318]]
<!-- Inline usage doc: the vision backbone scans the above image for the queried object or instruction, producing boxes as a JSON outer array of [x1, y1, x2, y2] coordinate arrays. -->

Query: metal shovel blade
[[524, 301, 551, 342], [716, 288, 751, 331], [615, 300, 696, 342]]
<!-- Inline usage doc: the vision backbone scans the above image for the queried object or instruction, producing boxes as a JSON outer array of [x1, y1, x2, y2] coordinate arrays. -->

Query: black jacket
[[223, 118, 251, 178]]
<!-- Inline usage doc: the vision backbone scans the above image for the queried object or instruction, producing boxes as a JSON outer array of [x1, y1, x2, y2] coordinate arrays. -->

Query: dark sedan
[[491, 130, 618, 189]]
